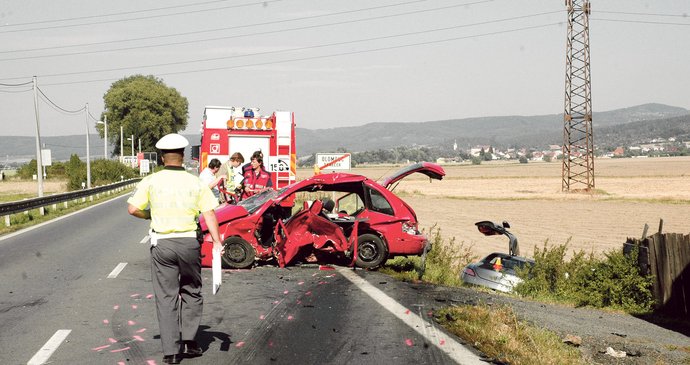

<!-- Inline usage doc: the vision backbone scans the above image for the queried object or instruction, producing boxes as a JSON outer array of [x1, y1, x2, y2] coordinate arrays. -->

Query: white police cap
[[155, 133, 189, 150]]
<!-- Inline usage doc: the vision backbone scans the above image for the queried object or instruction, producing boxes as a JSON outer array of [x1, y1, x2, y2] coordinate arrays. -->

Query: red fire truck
[[196, 106, 296, 189]]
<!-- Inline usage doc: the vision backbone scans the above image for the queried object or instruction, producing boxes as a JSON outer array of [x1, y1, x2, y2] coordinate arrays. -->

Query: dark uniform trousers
[[150, 237, 203, 356]]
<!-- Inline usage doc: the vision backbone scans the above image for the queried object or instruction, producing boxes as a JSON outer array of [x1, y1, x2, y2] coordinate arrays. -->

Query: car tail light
[[402, 221, 418, 235], [463, 267, 476, 277]]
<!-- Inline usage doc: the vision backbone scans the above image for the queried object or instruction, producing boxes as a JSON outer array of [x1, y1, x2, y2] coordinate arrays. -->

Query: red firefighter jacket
[[242, 167, 273, 199]]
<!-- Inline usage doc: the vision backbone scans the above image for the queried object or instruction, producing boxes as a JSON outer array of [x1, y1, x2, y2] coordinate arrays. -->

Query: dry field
[[0, 179, 67, 197], [301, 157, 690, 259], [3, 157, 688, 260]]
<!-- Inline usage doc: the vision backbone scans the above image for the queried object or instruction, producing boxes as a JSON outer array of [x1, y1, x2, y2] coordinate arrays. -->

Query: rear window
[[368, 188, 394, 216], [480, 254, 532, 271]]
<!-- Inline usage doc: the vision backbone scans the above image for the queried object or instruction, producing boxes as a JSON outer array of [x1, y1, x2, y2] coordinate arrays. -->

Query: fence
[[626, 223, 690, 316], [1, 179, 140, 227]]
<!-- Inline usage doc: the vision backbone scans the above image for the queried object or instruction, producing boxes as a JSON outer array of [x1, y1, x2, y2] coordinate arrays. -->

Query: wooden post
[[4, 215, 9, 227]]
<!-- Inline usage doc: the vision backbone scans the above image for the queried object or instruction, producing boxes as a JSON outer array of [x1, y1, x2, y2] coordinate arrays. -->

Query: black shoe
[[162, 354, 182, 364], [183, 340, 203, 357]]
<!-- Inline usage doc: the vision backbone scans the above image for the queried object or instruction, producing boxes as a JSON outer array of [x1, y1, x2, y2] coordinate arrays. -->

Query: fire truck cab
[[197, 106, 296, 189]]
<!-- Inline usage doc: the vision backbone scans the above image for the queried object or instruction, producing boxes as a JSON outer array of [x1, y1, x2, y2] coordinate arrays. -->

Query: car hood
[[199, 204, 249, 231], [381, 162, 445, 189]]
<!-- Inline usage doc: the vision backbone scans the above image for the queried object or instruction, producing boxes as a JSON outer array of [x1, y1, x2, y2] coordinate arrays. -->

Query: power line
[[6, 11, 561, 80], [0, 0, 445, 56], [37, 87, 86, 114], [592, 18, 690, 26], [0, 0, 235, 28], [597, 10, 690, 18], [41, 22, 561, 87], [88, 111, 101, 122], [0, 0, 284, 34], [0, 80, 33, 86], [0, 87, 32, 93]]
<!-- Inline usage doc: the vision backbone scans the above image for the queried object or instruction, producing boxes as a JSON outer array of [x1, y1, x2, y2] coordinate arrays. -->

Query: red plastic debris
[[405, 339, 414, 347], [319, 265, 335, 271], [235, 341, 245, 348], [110, 346, 130, 353], [92, 345, 110, 351]]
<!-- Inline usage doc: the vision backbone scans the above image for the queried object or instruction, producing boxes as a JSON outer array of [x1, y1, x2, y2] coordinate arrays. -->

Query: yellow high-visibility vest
[[128, 167, 218, 234]]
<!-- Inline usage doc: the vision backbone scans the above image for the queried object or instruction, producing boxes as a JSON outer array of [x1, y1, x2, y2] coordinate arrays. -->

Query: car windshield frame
[[237, 188, 286, 214]]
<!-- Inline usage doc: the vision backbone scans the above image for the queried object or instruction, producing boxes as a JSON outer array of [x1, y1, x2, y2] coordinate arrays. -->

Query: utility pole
[[32, 76, 44, 198], [104, 115, 108, 159], [85, 103, 91, 189], [562, 0, 594, 192], [120, 125, 124, 162]]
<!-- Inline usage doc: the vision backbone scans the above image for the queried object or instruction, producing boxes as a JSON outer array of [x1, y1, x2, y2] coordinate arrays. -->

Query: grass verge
[[436, 304, 584, 365], [0, 188, 132, 236]]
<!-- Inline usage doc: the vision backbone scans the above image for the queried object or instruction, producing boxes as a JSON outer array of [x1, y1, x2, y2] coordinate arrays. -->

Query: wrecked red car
[[198, 162, 445, 269]]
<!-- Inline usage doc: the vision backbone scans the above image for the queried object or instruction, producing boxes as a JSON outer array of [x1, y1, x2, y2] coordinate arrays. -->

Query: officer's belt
[[149, 230, 197, 246]]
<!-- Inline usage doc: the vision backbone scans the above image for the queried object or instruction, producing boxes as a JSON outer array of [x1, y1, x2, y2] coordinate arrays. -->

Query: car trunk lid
[[381, 162, 445, 189]]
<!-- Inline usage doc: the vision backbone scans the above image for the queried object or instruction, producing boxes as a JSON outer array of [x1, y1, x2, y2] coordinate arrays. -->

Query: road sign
[[316, 153, 351, 171], [41, 149, 52, 166]]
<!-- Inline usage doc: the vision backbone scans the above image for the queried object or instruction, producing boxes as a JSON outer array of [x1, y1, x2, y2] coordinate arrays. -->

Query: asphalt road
[[0, 195, 484, 365]]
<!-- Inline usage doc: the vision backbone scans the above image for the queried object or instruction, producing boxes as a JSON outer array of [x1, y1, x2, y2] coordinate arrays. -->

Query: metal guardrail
[[1, 178, 141, 226]]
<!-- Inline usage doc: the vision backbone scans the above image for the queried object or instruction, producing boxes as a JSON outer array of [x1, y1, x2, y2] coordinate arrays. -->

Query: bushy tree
[[17, 159, 37, 179], [100, 75, 188, 157], [64, 154, 138, 190], [66, 154, 87, 190]]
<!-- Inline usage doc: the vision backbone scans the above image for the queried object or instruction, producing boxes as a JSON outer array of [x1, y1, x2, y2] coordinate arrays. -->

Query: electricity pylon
[[562, 0, 594, 191]]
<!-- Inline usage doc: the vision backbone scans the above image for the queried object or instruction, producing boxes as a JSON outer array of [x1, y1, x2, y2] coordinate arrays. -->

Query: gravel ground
[[415, 284, 690, 365]]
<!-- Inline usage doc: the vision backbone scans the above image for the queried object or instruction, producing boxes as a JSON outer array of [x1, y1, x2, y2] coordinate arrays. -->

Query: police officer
[[127, 133, 223, 364]]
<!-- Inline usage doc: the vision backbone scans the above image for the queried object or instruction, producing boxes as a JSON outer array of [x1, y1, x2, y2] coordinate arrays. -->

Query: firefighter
[[127, 133, 223, 365], [242, 153, 273, 199]]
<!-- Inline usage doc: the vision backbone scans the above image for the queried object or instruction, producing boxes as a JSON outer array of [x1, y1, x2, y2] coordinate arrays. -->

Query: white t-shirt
[[199, 167, 220, 198]]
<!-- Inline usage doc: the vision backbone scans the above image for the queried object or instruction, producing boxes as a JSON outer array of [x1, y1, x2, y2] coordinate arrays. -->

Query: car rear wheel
[[221, 237, 255, 269], [355, 233, 387, 269]]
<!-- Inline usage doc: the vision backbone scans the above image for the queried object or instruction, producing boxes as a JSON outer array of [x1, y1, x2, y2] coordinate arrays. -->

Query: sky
[[1, 0, 689, 138]]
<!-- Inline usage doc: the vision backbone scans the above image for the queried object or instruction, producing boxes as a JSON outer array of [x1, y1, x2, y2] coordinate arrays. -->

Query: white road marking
[[140, 235, 150, 244], [107, 262, 128, 279], [0, 195, 128, 243], [337, 267, 485, 365], [27, 329, 71, 365]]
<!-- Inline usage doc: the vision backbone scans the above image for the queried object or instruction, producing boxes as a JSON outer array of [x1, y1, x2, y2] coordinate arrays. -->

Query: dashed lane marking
[[27, 329, 71, 365], [336, 267, 485, 365], [107, 262, 128, 279], [139, 235, 150, 244]]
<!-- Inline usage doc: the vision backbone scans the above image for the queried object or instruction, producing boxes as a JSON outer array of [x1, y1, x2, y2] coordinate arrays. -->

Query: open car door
[[381, 162, 445, 189], [273, 200, 359, 267]]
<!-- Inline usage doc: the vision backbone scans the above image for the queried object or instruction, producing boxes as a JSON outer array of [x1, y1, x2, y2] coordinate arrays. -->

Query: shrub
[[519, 156, 528, 164], [471, 156, 482, 165], [516, 241, 654, 312], [571, 247, 654, 312], [17, 159, 37, 179], [382, 226, 476, 287], [65, 154, 138, 190]]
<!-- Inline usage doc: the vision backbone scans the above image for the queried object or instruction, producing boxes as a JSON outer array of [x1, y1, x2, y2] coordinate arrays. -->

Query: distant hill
[[1, 103, 688, 164], [296, 103, 690, 156]]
